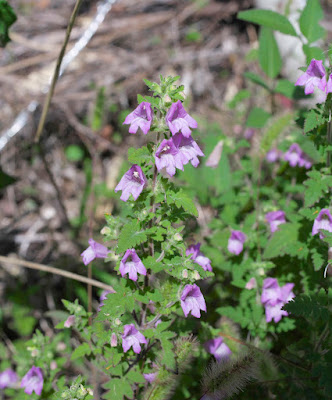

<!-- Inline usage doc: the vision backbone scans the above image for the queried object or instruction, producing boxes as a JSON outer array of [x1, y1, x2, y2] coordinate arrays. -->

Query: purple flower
[[99, 290, 112, 310], [265, 211, 286, 233], [119, 249, 147, 281], [245, 277, 257, 290], [115, 165, 147, 202], [155, 138, 184, 176], [186, 243, 212, 272], [81, 238, 109, 266], [266, 148, 282, 163], [227, 230, 247, 255], [295, 59, 326, 95], [284, 143, 312, 169], [180, 284, 206, 318], [204, 337, 232, 362], [122, 324, 147, 354], [21, 366, 44, 396], [144, 373, 157, 384], [206, 140, 223, 168], [244, 128, 255, 140], [0, 369, 17, 389], [166, 100, 198, 138], [327, 74, 332, 94], [261, 278, 295, 323], [173, 132, 204, 168], [64, 315, 75, 328], [123, 102, 153, 135], [110, 333, 117, 347], [312, 209, 332, 239]]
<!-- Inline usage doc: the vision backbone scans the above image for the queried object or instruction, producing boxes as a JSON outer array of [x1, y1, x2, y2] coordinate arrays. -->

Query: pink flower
[[166, 100, 198, 138], [144, 373, 157, 384], [312, 209, 332, 239], [327, 74, 332, 94], [284, 143, 312, 169], [265, 211, 286, 233], [21, 366, 44, 396], [204, 337, 232, 362], [295, 59, 326, 95], [227, 230, 247, 255], [115, 164, 147, 202], [81, 238, 109, 266], [180, 284, 206, 318], [186, 243, 212, 272], [119, 249, 147, 281], [0, 369, 17, 389], [64, 315, 75, 328], [110, 333, 117, 347], [123, 102, 153, 135], [245, 277, 257, 290], [122, 324, 147, 354], [206, 141, 223, 168], [261, 278, 295, 323]]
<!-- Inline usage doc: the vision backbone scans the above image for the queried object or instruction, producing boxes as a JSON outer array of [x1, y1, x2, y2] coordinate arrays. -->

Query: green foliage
[[117, 220, 148, 253], [246, 107, 271, 128], [303, 170, 332, 207], [0, 0, 17, 47], [299, 0, 325, 44], [65, 145, 85, 162], [260, 113, 293, 155], [167, 188, 198, 217], [237, 9, 297, 36], [0, 167, 16, 189], [258, 27, 282, 79], [91, 86, 106, 131], [304, 108, 326, 134]]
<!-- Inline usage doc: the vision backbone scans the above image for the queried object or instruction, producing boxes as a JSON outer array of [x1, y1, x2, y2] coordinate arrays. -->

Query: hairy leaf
[[117, 220, 147, 253], [299, 0, 325, 44]]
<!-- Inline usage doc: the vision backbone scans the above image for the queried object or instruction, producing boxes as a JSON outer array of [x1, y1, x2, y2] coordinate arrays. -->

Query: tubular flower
[[123, 102, 153, 135], [119, 249, 147, 282], [122, 324, 147, 354], [21, 366, 44, 396], [173, 132, 204, 168], [295, 59, 326, 95], [115, 164, 147, 202], [284, 143, 312, 169], [186, 243, 212, 272], [64, 315, 75, 328], [81, 238, 109, 266], [180, 284, 206, 318], [265, 210, 286, 233], [312, 209, 332, 239], [227, 230, 247, 255], [261, 278, 295, 323], [0, 369, 17, 389], [155, 138, 184, 176], [166, 100, 198, 137], [204, 337, 232, 362]]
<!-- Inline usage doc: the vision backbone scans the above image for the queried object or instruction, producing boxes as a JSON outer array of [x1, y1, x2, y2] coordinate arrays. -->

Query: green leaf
[[0, 168, 16, 189], [274, 79, 306, 100], [299, 0, 325, 44], [0, 0, 17, 47], [65, 145, 85, 162], [156, 330, 176, 369], [258, 27, 282, 79], [97, 286, 136, 320], [311, 248, 325, 271], [167, 189, 198, 217], [238, 9, 297, 36], [117, 220, 147, 253], [246, 107, 271, 128], [244, 71, 269, 90], [71, 343, 91, 360], [303, 171, 332, 207], [102, 378, 133, 400], [127, 146, 152, 165], [283, 290, 329, 321], [302, 44, 324, 63], [228, 89, 251, 109], [304, 108, 325, 134], [260, 113, 293, 154]]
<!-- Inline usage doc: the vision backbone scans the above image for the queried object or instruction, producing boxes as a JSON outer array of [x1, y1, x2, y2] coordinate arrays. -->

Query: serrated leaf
[[117, 220, 147, 253], [299, 0, 325, 44], [71, 343, 91, 360], [127, 146, 152, 165], [167, 189, 198, 217], [283, 290, 329, 321], [260, 113, 293, 154], [311, 248, 325, 271], [259, 27, 282, 79], [302, 44, 324, 64], [102, 378, 133, 400], [303, 171, 332, 206], [304, 108, 325, 133], [238, 9, 297, 36], [143, 256, 164, 273], [146, 226, 167, 241], [0, 168, 16, 189]]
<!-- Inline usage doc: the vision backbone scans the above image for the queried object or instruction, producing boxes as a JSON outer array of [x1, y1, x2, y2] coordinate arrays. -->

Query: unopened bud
[[115, 318, 121, 326], [101, 226, 111, 235], [64, 315, 75, 328], [258, 268, 265, 276], [245, 277, 257, 290], [50, 361, 57, 370], [57, 342, 66, 351], [182, 269, 188, 279], [110, 333, 117, 347], [164, 94, 171, 103], [193, 271, 200, 280], [174, 233, 183, 241], [87, 389, 93, 395]]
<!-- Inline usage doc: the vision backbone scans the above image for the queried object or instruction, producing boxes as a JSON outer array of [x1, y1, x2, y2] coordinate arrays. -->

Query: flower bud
[[100, 226, 111, 235], [182, 269, 188, 279], [193, 271, 200, 280], [110, 333, 117, 347], [164, 94, 171, 103], [115, 318, 121, 326], [174, 233, 183, 241], [64, 315, 75, 328], [50, 361, 57, 370]]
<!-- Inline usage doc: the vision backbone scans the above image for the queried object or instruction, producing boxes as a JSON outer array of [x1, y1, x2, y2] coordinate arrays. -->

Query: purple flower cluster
[[312, 209, 332, 239], [186, 243, 212, 272], [227, 230, 246, 255], [261, 278, 295, 323], [295, 59, 332, 96]]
